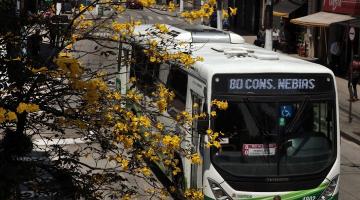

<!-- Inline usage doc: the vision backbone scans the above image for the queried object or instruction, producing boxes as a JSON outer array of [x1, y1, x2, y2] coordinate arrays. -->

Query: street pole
[[216, 0, 223, 30], [264, 0, 273, 50], [349, 26, 355, 123], [117, 38, 122, 92], [180, 0, 184, 12], [16, 0, 20, 16], [349, 41, 354, 123]]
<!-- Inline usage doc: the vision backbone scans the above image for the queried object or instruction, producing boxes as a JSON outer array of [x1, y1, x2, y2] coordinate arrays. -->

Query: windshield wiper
[[284, 96, 310, 135], [244, 98, 271, 136]]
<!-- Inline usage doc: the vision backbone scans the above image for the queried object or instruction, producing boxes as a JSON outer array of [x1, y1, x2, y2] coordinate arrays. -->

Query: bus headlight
[[208, 178, 232, 200], [318, 175, 339, 200]]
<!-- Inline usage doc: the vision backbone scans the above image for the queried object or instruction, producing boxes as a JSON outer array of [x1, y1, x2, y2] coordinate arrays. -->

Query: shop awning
[[290, 11, 355, 27], [273, 0, 304, 18]]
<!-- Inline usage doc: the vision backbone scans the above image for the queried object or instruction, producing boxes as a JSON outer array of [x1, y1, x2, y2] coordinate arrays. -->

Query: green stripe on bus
[[204, 195, 214, 200], [204, 183, 334, 200]]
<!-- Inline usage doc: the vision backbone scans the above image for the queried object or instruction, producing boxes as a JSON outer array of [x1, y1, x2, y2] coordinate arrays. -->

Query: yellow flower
[[208, 0, 216, 6], [139, 116, 151, 127], [114, 122, 128, 132], [211, 99, 228, 110], [156, 122, 164, 131], [129, 77, 137, 83], [79, 4, 86, 12], [122, 194, 132, 200], [138, 0, 156, 7], [112, 35, 119, 41], [144, 131, 150, 137], [0, 107, 6, 123], [172, 166, 181, 175], [16, 103, 40, 114], [229, 7, 237, 16], [190, 153, 202, 164], [222, 9, 229, 19], [210, 111, 216, 117], [65, 43, 73, 50], [140, 167, 152, 176], [106, 112, 113, 121], [121, 158, 129, 170], [184, 189, 204, 200], [113, 92, 121, 100], [203, 3, 210, 9], [168, 2, 176, 12], [150, 56, 156, 62], [162, 135, 181, 149], [6, 111, 17, 121], [112, 5, 125, 12], [155, 24, 169, 33]]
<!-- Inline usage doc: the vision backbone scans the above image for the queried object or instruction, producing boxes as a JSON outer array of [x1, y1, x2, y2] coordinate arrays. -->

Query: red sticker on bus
[[242, 144, 277, 156]]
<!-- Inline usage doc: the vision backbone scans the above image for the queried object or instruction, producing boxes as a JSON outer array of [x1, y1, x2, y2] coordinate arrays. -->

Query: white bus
[[118, 24, 340, 200]]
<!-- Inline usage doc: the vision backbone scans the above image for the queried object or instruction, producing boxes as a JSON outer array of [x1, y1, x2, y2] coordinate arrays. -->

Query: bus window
[[190, 91, 204, 188], [312, 102, 335, 146], [158, 63, 170, 84], [130, 46, 160, 94], [211, 99, 336, 177], [167, 65, 188, 115]]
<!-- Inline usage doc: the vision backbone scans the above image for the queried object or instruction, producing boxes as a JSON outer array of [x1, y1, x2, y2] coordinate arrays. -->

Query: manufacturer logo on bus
[[265, 177, 289, 182]]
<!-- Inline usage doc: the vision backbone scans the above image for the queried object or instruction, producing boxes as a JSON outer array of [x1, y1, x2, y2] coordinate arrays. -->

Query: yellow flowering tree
[[0, 0, 233, 199]]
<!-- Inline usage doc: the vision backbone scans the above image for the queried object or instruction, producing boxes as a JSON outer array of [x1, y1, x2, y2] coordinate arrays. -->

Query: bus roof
[[191, 42, 333, 79], [132, 24, 333, 79], [133, 24, 245, 44]]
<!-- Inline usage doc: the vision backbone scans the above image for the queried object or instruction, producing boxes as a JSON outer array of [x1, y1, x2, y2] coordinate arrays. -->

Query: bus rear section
[[203, 73, 339, 200]]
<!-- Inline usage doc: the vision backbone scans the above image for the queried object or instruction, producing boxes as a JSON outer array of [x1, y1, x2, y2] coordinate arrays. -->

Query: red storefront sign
[[323, 0, 360, 16]]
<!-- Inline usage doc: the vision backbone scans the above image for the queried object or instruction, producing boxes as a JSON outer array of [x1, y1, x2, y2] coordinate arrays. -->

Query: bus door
[[188, 76, 206, 189]]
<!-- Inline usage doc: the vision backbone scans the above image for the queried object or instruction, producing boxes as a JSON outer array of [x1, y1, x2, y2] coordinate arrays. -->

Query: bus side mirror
[[197, 119, 209, 135]]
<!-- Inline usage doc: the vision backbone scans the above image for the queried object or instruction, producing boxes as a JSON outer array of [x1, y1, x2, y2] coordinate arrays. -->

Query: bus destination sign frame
[[212, 73, 334, 95]]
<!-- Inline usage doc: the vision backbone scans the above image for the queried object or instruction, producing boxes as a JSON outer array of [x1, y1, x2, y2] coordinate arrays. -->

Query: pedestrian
[[349, 55, 360, 101], [272, 28, 280, 52], [210, 10, 217, 28], [330, 40, 341, 73], [254, 26, 265, 47]]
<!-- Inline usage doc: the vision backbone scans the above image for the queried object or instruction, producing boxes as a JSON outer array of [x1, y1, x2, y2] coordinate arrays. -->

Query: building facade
[[291, 0, 360, 76]]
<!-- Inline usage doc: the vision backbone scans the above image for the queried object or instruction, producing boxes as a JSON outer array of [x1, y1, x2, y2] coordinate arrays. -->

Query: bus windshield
[[211, 98, 336, 177]]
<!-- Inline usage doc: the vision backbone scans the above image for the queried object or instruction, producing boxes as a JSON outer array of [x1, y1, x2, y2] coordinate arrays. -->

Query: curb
[[341, 131, 360, 146]]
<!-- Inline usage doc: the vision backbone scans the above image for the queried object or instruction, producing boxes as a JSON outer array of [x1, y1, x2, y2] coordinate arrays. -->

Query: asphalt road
[[340, 138, 360, 200]]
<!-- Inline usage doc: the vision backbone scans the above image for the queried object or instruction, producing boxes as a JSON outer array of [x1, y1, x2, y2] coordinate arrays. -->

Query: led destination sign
[[229, 78, 315, 91], [212, 74, 334, 95]]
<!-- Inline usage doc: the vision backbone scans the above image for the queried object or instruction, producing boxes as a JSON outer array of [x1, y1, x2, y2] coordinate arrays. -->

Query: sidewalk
[[242, 35, 360, 145], [335, 77, 360, 145]]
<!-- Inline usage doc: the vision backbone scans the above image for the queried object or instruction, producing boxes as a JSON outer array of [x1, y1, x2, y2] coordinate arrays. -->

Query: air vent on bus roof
[[191, 30, 230, 43], [167, 30, 181, 37], [212, 47, 279, 60]]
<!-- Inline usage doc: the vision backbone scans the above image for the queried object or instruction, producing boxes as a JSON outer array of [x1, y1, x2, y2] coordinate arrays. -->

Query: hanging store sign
[[349, 27, 355, 41], [323, 0, 360, 15]]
